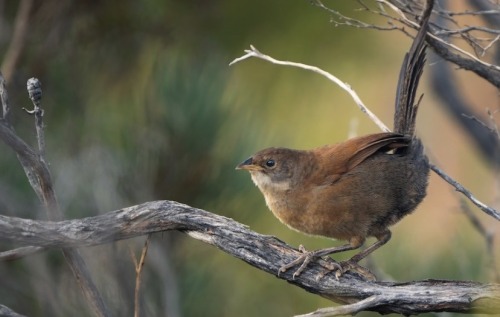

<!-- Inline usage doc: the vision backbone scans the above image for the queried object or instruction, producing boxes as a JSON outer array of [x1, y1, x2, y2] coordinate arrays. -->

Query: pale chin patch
[[249, 171, 291, 217], [249, 171, 270, 190], [250, 171, 291, 191]]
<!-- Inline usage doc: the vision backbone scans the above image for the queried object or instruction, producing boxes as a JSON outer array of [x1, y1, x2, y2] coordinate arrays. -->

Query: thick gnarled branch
[[0, 200, 499, 315]]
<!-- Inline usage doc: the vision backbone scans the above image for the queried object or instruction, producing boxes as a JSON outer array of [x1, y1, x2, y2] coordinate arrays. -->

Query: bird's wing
[[347, 133, 410, 170], [312, 133, 410, 184]]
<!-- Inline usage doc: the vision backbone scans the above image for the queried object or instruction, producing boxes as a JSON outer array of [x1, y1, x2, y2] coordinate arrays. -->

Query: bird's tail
[[393, 1, 433, 136]]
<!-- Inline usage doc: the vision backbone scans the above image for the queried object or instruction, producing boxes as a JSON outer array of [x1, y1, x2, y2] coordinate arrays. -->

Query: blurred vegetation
[[0, 1, 498, 317]]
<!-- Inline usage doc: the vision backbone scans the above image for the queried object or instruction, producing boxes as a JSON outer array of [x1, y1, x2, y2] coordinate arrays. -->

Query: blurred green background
[[0, 1, 498, 316]]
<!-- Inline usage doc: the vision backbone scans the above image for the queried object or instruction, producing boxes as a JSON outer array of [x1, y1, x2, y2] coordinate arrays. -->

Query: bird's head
[[236, 147, 310, 193]]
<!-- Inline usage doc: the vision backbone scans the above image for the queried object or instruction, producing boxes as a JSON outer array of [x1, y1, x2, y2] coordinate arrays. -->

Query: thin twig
[[441, 9, 500, 17], [482, 35, 500, 57], [229, 45, 500, 221], [378, 0, 500, 71], [431, 163, 500, 220], [229, 45, 390, 132], [130, 234, 152, 317], [460, 199, 499, 282], [314, 0, 405, 32], [294, 295, 384, 317], [462, 110, 500, 144], [313, 0, 398, 31], [435, 26, 500, 36], [314, 0, 500, 84], [0, 246, 44, 261]]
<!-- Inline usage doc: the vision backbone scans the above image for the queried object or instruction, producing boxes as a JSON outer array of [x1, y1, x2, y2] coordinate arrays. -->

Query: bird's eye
[[265, 159, 275, 168]]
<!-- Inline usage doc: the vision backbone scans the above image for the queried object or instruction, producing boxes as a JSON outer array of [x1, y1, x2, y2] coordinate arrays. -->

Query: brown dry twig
[[129, 235, 152, 317]]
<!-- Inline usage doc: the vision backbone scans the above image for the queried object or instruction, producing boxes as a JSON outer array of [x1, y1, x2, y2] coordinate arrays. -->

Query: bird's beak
[[235, 157, 261, 171]]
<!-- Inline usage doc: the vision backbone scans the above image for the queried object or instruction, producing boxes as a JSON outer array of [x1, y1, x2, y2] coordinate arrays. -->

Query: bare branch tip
[[21, 107, 36, 114], [229, 45, 262, 66], [27, 77, 42, 107]]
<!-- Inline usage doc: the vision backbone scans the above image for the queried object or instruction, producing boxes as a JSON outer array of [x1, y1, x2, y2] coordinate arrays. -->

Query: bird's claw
[[278, 245, 314, 278], [278, 246, 342, 279], [278, 247, 376, 281]]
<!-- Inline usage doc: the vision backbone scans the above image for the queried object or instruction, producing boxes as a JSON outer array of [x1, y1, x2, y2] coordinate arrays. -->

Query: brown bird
[[236, 4, 432, 278]]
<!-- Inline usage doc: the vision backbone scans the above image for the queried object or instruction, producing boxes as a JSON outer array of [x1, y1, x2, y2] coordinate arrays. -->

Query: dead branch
[[313, 0, 500, 87], [0, 245, 44, 261], [0, 73, 110, 317], [229, 46, 390, 132], [130, 235, 152, 317], [0, 304, 26, 317], [0, 200, 498, 315]]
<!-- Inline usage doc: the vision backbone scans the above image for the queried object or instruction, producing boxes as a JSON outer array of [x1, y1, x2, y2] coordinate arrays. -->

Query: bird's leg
[[279, 232, 392, 279], [346, 231, 391, 264], [339, 230, 392, 278], [279, 238, 364, 279]]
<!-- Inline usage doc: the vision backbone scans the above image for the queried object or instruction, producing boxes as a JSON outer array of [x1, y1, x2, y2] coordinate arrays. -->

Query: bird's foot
[[278, 245, 341, 279], [278, 245, 376, 281]]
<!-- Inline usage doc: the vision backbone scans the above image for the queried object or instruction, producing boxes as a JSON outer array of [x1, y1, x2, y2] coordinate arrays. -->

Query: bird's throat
[[250, 171, 291, 192]]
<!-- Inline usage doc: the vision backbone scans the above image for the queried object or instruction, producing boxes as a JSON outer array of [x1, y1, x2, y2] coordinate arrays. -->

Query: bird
[[236, 3, 432, 278]]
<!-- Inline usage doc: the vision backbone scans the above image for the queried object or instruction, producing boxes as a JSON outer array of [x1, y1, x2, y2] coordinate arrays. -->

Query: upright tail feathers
[[393, 0, 433, 136]]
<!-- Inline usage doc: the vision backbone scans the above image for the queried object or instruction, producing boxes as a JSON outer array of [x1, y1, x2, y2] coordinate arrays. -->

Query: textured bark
[[1, 200, 499, 315]]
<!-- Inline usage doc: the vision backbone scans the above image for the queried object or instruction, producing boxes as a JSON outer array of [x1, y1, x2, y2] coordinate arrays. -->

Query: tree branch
[[0, 304, 26, 317], [430, 163, 500, 220], [0, 74, 110, 317], [130, 235, 151, 317], [229, 45, 390, 132], [312, 0, 500, 87], [0, 245, 44, 261], [0, 200, 499, 315]]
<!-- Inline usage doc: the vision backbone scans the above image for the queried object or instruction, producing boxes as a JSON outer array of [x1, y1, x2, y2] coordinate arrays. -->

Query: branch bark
[[0, 200, 499, 315], [0, 74, 110, 317], [0, 304, 26, 317]]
